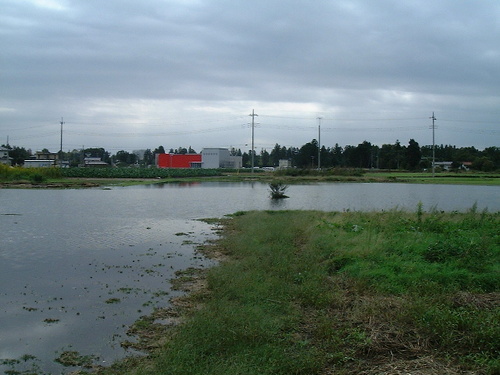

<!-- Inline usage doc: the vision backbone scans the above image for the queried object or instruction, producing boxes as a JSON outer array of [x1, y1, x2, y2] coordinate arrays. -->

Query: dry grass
[[340, 356, 479, 375]]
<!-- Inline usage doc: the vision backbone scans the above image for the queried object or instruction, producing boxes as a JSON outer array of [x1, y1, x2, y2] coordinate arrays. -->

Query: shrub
[[30, 173, 45, 183], [268, 181, 289, 199]]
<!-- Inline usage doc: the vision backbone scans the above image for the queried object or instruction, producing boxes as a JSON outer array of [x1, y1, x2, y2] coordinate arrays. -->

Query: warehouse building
[[156, 153, 202, 168], [156, 148, 242, 169]]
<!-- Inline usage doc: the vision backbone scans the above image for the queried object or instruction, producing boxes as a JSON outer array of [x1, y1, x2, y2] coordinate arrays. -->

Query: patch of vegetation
[[1, 355, 40, 375], [97, 207, 499, 375], [274, 167, 364, 177], [60, 167, 221, 179], [0, 164, 61, 182], [105, 298, 121, 304], [43, 318, 60, 323], [55, 351, 98, 368], [171, 267, 204, 291], [268, 181, 289, 199]]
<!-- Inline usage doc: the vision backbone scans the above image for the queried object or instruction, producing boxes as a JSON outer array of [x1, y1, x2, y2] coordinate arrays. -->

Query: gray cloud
[[1, 0, 499, 151]]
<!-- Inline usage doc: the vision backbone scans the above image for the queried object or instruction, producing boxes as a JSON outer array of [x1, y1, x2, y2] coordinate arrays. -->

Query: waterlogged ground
[[1, 183, 498, 374], [0, 206, 217, 374]]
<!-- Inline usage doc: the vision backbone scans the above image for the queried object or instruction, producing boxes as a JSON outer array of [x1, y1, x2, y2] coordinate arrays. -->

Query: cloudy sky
[[1, 0, 499, 154]]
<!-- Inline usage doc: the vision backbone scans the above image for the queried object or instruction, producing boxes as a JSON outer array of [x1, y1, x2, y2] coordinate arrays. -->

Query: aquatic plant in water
[[269, 181, 289, 199]]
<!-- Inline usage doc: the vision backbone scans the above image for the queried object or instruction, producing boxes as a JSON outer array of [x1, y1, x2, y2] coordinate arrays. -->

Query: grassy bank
[[363, 171, 500, 185], [2, 164, 499, 187], [100, 208, 499, 375]]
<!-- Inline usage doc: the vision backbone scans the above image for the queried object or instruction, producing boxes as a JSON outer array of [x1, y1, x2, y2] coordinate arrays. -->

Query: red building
[[157, 153, 202, 168]]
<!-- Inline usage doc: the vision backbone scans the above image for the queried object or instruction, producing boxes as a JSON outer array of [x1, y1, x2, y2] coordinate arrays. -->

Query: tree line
[[236, 139, 499, 171], [2, 139, 499, 171]]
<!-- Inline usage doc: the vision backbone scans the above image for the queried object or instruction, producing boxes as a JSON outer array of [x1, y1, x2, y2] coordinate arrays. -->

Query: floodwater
[[0, 182, 498, 374]]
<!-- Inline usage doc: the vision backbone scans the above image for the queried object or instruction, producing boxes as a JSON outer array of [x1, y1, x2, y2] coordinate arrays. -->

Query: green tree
[[260, 149, 270, 167], [143, 149, 154, 166], [114, 150, 137, 165], [269, 143, 283, 166], [331, 143, 343, 167], [406, 139, 421, 170], [242, 151, 250, 167], [154, 146, 165, 154], [482, 146, 500, 169], [347, 141, 373, 168], [84, 147, 109, 161], [2, 145, 31, 165], [296, 139, 318, 168], [472, 157, 495, 172], [175, 147, 188, 154]]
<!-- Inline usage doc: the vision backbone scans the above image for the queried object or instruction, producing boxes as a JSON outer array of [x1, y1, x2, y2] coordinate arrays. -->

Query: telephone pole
[[430, 112, 436, 177], [59, 117, 65, 167], [249, 109, 258, 173], [317, 117, 322, 170]]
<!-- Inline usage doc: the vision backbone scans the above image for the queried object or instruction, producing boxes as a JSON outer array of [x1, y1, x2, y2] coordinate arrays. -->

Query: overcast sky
[[1, 0, 499, 154]]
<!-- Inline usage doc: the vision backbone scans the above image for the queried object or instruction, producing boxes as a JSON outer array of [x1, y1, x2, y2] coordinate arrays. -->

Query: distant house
[[24, 151, 69, 167], [434, 161, 470, 171], [23, 151, 58, 167], [434, 161, 453, 171], [0, 147, 12, 166], [35, 151, 59, 161], [461, 161, 472, 170], [279, 159, 292, 169], [84, 157, 109, 167]]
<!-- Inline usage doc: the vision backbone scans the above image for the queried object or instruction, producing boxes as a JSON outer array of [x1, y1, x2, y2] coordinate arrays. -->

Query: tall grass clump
[[0, 164, 62, 182], [268, 181, 288, 199], [103, 208, 499, 375]]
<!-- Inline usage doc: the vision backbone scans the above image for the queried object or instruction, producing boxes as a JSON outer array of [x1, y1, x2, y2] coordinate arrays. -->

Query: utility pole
[[317, 117, 322, 170], [249, 109, 258, 173], [59, 117, 65, 167], [430, 112, 436, 177]]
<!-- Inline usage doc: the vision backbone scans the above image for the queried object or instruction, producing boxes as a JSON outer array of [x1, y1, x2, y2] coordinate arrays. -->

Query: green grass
[[0, 164, 62, 182], [99, 208, 499, 375], [364, 171, 500, 185]]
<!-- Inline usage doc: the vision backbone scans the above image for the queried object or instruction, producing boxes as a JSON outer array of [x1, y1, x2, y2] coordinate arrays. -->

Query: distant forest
[[2, 139, 499, 171]]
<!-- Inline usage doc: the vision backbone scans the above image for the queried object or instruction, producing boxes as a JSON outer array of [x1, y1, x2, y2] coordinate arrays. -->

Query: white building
[[434, 161, 453, 171], [0, 147, 12, 166], [84, 157, 109, 167], [201, 148, 242, 169], [279, 159, 292, 169], [24, 159, 56, 168]]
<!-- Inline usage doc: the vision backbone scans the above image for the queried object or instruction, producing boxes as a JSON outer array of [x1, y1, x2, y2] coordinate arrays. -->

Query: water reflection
[[0, 199, 217, 374], [269, 197, 288, 209]]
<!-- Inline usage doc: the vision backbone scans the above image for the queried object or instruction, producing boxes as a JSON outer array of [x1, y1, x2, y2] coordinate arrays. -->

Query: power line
[[260, 114, 428, 121], [64, 125, 242, 137]]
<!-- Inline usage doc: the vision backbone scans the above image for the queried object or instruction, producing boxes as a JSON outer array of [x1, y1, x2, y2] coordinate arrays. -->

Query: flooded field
[[1, 182, 498, 373]]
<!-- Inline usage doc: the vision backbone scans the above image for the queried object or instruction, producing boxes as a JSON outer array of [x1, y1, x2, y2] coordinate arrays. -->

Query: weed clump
[[268, 181, 289, 199]]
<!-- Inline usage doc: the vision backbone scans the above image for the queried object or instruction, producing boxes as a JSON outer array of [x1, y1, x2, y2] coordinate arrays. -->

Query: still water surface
[[0, 182, 498, 373]]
